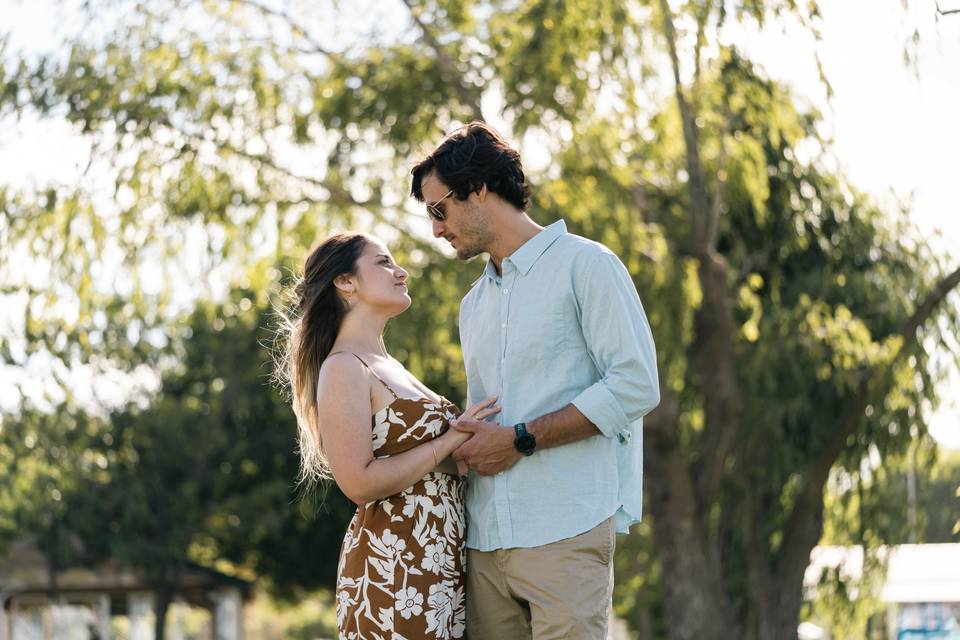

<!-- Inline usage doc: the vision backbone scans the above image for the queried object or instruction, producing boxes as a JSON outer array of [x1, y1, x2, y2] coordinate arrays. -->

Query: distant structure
[[803, 543, 960, 639], [0, 539, 253, 640]]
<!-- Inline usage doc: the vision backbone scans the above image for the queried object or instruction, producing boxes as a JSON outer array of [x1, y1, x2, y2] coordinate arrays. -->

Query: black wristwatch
[[513, 422, 536, 456]]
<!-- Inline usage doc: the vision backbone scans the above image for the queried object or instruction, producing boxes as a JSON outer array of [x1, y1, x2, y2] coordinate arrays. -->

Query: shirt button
[[503, 289, 509, 294], [501, 323, 506, 328]]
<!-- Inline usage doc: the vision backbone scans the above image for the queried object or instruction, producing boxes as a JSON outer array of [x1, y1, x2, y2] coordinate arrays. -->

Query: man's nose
[[431, 219, 444, 238]]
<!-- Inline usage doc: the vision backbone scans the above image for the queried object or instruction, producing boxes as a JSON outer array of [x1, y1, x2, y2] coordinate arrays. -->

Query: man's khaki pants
[[466, 517, 615, 639]]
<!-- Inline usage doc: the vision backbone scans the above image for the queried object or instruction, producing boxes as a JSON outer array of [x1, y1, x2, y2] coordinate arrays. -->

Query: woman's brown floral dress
[[335, 355, 466, 640]]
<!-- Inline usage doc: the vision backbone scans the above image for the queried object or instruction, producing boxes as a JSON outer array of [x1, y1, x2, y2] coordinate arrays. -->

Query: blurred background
[[1, 0, 958, 638]]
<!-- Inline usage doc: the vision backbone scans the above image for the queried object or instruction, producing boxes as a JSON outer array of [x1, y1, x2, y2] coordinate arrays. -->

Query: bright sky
[[1, 0, 958, 446]]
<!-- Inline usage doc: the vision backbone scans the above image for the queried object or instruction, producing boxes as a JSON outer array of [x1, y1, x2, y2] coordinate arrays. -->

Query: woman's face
[[352, 238, 410, 315]]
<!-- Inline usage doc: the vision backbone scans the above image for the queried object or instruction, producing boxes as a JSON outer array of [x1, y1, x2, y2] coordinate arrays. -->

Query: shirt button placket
[[496, 267, 512, 545], [495, 473, 510, 547], [499, 269, 519, 546]]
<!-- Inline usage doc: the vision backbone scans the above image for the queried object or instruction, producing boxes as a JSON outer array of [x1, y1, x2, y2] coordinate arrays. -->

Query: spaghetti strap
[[330, 351, 401, 400]]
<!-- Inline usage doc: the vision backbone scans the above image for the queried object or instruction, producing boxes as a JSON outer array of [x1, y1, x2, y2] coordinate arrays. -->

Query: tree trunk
[[646, 429, 742, 640], [154, 582, 174, 640], [770, 488, 827, 640]]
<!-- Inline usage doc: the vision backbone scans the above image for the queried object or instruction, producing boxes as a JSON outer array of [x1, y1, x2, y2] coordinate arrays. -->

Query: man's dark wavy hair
[[410, 121, 531, 212]]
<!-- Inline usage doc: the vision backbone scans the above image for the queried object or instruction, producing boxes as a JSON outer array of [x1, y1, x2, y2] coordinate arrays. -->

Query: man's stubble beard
[[455, 202, 496, 261], [456, 246, 482, 260]]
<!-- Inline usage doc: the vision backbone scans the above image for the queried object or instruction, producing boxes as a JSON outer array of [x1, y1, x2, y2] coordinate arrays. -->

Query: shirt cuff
[[572, 382, 630, 439]]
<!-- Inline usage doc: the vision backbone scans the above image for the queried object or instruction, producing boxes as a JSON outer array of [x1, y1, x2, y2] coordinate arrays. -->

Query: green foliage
[[613, 520, 669, 638], [245, 589, 339, 639], [488, 0, 632, 129], [801, 548, 887, 640], [1, 1, 957, 638], [823, 446, 960, 546], [1, 288, 358, 594]]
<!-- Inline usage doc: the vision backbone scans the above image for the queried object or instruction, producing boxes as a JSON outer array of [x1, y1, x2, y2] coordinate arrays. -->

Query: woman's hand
[[460, 396, 501, 422], [449, 396, 500, 444], [439, 397, 500, 476], [451, 397, 500, 476]]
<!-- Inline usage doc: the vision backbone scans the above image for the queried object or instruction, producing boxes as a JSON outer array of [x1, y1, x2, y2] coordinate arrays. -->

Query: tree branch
[[226, 0, 341, 58], [777, 264, 960, 581], [399, 0, 484, 122], [936, 2, 960, 16], [691, 253, 742, 510], [657, 0, 742, 513], [706, 112, 730, 249], [156, 120, 442, 256], [657, 0, 711, 253], [0, 285, 44, 296], [706, 69, 735, 249], [901, 265, 960, 340], [163, 118, 366, 208], [811, 264, 960, 490]]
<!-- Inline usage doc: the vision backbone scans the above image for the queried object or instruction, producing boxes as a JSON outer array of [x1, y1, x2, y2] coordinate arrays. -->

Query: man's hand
[[450, 419, 521, 476]]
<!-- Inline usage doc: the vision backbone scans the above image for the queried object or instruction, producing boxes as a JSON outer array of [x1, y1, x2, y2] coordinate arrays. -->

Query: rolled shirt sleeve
[[571, 252, 660, 438]]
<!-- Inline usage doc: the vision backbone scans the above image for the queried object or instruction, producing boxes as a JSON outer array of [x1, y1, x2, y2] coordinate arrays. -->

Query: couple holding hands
[[280, 122, 660, 640]]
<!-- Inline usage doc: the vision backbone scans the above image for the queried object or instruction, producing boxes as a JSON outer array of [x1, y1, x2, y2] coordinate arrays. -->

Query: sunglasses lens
[[426, 189, 454, 221]]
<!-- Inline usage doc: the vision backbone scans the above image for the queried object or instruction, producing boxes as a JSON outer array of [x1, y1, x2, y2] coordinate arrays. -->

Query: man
[[410, 122, 659, 639]]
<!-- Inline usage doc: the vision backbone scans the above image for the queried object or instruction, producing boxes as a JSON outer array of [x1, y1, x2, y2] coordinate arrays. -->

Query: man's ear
[[472, 183, 488, 202]]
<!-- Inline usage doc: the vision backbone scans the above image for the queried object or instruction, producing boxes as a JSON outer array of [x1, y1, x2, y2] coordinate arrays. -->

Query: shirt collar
[[483, 219, 567, 280]]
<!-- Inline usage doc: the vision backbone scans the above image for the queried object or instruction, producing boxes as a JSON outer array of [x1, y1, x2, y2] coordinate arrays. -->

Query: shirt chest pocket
[[507, 309, 575, 363]]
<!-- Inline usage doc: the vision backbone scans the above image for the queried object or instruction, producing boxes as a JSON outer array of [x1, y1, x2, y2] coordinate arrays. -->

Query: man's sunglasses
[[426, 189, 455, 222]]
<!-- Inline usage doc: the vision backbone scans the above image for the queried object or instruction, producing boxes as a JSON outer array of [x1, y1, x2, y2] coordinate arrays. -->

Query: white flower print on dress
[[337, 396, 465, 639], [335, 585, 355, 627], [423, 476, 440, 496], [369, 529, 406, 559], [372, 406, 407, 453], [421, 541, 454, 575], [450, 585, 466, 638], [425, 582, 455, 638], [396, 404, 446, 442], [395, 586, 424, 620], [376, 606, 394, 630]]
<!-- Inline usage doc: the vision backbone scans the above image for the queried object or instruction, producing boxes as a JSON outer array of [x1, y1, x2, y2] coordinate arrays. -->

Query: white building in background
[[0, 539, 252, 640], [803, 543, 960, 639]]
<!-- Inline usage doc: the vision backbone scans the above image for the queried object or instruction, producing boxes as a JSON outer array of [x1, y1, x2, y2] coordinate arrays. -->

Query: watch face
[[516, 434, 536, 455]]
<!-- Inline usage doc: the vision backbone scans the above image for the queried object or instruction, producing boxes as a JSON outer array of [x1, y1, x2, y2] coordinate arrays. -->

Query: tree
[[632, 3, 959, 632], [0, 288, 358, 637], [2, 2, 958, 638]]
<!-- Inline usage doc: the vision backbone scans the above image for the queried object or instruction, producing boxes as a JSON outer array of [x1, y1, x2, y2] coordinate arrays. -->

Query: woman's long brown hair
[[275, 232, 369, 488]]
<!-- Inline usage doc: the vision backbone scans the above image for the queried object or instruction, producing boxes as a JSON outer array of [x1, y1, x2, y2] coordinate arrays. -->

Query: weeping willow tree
[[1, 1, 958, 638]]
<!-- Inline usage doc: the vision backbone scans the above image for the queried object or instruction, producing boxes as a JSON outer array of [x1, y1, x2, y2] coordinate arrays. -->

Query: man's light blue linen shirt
[[459, 219, 660, 551]]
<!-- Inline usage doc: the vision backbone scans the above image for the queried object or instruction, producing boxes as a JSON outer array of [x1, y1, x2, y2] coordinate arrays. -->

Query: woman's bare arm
[[316, 353, 493, 504]]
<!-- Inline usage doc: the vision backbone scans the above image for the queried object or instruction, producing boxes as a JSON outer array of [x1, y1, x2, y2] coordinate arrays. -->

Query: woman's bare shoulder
[[317, 352, 368, 395]]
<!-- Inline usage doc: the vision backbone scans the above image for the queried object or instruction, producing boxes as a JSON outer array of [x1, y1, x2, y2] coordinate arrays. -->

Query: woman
[[278, 232, 498, 640]]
